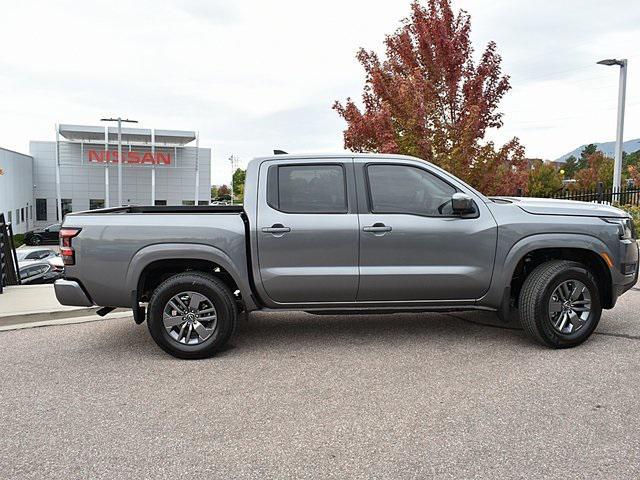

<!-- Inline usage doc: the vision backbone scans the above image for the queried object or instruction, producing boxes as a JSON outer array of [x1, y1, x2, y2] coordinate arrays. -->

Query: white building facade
[[29, 124, 211, 226], [0, 147, 35, 234]]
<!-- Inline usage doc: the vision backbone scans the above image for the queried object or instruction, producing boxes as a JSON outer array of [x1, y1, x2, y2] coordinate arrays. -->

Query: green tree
[[528, 160, 563, 197], [210, 185, 219, 201], [562, 155, 578, 179], [577, 144, 597, 170], [232, 168, 246, 203], [623, 149, 640, 169]]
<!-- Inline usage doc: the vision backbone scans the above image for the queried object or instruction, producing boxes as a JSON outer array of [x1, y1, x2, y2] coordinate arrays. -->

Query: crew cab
[[54, 154, 639, 358]]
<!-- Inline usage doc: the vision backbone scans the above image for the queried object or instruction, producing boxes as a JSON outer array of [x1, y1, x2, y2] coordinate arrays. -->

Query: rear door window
[[268, 164, 347, 214]]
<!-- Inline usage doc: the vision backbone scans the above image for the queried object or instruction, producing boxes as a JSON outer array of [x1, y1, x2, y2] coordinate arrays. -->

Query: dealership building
[[0, 123, 211, 233], [0, 147, 34, 234]]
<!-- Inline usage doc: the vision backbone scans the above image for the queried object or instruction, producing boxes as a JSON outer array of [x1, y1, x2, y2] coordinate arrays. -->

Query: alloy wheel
[[548, 280, 592, 335], [163, 291, 218, 345]]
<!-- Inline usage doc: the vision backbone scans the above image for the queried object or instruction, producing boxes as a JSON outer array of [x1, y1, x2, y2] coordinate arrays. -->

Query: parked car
[[24, 223, 62, 246], [16, 247, 58, 264], [19, 261, 63, 285], [47, 254, 64, 272], [54, 153, 639, 358]]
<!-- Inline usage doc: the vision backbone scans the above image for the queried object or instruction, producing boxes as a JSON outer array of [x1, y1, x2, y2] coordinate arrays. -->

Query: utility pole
[[101, 117, 138, 205], [55, 124, 62, 221], [104, 126, 110, 208], [229, 155, 239, 205], [194, 132, 200, 205], [597, 58, 627, 191]]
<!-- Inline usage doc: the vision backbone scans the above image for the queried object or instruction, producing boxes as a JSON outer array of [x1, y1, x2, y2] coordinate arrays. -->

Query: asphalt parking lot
[[1, 288, 640, 480]]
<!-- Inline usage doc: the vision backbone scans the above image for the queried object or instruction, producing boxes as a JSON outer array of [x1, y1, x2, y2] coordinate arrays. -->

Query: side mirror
[[451, 192, 475, 215], [44, 228, 49, 232]]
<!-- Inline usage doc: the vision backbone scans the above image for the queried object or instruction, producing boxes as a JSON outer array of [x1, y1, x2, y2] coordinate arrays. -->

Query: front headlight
[[603, 217, 636, 240]]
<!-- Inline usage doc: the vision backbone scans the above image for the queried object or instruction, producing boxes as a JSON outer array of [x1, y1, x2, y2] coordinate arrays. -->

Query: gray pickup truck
[[54, 153, 639, 358]]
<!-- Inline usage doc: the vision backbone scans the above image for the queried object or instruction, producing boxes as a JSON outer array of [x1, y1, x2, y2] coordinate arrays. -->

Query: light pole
[[101, 117, 138, 206], [597, 58, 627, 191]]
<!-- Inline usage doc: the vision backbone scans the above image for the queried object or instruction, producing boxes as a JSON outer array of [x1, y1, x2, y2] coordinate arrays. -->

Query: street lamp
[[100, 117, 138, 206], [597, 58, 627, 191]]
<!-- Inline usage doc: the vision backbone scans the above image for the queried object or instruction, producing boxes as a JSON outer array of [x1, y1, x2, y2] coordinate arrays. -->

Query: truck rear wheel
[[518, 260, 602, 348], [147, 272, 237, 359]]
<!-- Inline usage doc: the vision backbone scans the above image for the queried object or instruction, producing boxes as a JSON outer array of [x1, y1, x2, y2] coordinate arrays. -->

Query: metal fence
[[0, 213, 21, 293], [514, 183, 640, 205]]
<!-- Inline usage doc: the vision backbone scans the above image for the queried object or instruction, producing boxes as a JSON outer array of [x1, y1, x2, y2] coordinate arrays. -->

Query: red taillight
[[59, 228, 81, 265]]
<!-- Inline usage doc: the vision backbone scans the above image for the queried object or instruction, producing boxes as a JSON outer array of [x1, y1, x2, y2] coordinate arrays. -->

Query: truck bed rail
[[66, 205, 244, 216]]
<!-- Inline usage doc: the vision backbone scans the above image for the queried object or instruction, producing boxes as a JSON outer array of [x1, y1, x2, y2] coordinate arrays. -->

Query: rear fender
[[125, 243, 257, 311]]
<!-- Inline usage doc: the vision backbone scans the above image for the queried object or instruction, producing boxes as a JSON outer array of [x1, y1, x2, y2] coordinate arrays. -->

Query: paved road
[[1, 288, 640, 479]]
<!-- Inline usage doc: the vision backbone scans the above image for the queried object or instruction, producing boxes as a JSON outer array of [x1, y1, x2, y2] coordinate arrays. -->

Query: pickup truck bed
[[59, 205, 253, 311]]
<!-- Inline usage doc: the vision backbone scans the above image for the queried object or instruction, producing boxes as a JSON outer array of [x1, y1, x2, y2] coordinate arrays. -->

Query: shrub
[[619, 205, 640, 225], [13, 233, 25, 248]]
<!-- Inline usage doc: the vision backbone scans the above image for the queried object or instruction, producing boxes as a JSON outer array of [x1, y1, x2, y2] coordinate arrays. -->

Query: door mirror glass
[[451, 192, 475, 215]]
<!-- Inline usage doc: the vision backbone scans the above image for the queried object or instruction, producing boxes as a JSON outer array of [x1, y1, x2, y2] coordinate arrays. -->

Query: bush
[[13, 233, 25, 248], [619, 205, 640, 225]]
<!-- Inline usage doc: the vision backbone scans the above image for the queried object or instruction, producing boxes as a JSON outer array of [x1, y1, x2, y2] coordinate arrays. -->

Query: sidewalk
[[0, 284, 127, 329]]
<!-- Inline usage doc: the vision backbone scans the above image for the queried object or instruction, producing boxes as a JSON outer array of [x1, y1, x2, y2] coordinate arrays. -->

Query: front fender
[[126, 243, 256, 311], [479, 233, 614, 309]]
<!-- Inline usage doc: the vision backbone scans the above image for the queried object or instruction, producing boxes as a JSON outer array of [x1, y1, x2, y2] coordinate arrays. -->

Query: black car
[[24, 223, 61, 246]]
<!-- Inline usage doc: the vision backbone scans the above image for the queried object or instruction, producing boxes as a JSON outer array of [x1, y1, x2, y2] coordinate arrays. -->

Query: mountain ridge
[[556, 138, 640, 162]]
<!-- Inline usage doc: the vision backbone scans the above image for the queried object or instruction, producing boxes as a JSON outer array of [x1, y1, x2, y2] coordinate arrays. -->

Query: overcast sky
[[1, 0, 639, 185]]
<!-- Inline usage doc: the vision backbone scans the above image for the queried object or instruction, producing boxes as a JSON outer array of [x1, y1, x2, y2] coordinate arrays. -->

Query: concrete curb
[[0, 307, 131, 328], [0, 310, 132, 332], [0, 307, 101, 328]]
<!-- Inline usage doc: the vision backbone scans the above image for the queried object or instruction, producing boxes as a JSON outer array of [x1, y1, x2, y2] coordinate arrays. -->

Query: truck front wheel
[[518, 260, 602, 348], [147, 272, 237, 359]]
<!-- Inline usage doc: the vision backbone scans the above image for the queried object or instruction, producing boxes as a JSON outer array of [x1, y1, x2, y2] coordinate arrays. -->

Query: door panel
[[356, 161, 497, 302], [257, 161, 359, 304], [358, 213, 497, 301]]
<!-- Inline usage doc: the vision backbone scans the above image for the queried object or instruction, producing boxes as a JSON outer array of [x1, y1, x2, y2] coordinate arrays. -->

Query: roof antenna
[[273, 149, 288, 155]]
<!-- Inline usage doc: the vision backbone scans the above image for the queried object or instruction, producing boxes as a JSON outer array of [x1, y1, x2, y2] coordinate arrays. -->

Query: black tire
[[29, 235, 42, 246], [519, 260, 602, 348], [147, 272, 237, 359]]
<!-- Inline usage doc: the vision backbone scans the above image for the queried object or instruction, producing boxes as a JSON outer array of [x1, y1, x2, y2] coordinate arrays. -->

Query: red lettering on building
[[86, 149, 172, 165]]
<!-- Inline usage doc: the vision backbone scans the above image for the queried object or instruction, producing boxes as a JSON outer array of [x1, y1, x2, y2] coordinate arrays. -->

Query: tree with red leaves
[[334, 0, 527, 195], [575, 152, 614, 190]]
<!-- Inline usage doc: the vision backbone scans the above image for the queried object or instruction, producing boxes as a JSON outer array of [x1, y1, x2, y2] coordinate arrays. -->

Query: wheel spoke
[[177, 322, 188, 342], [198, 307, 216, 315], [163, 313, 184, 329], [572, 306, 590, 313], [173, 296, 189, 312], [185, 323, 193, 343], [167, 300, 185, 315], [193, 321, 213, 340], [568, 310, 582, 327], [549, 301, 563, 313], [559, 283, 571, 302], [570, 284, 585, 301], [188, 292, 207, 310], [197, 314, 217, 322], [556, 312, 568, 331]]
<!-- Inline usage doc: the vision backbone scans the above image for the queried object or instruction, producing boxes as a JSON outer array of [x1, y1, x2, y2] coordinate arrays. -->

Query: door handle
[[262, 224, 291, 234], [363, 223, 392, 233]]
